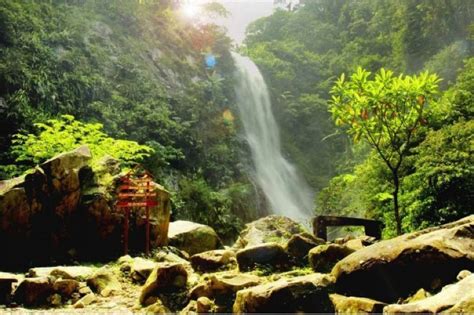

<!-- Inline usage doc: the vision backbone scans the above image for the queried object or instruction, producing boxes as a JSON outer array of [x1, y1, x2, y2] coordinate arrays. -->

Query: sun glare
[[182, 2, 201, 19]]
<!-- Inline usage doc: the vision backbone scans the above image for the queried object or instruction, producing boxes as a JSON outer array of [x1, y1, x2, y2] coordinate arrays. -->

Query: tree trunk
[[392, 171, 402, 235]]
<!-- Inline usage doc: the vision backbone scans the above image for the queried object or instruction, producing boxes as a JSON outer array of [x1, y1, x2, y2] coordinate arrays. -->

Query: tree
[[329, 67, 440, 235]]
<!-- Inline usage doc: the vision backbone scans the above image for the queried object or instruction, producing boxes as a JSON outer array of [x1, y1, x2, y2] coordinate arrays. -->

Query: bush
[[1, 114, 153, 178]]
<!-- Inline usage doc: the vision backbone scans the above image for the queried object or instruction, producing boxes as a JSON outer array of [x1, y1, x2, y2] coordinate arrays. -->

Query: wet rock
[[190, 249, 236, 272], [286, 232, 325, 260], [233, 215, 308, 249], [384, 274, 474, 313], [53, 278, 79, 297], [168, 221, 221, 255], [233, 273, 335, 313], [308, 244, 354, 273], [140, 263, 188, 305], [73, 292, 96, 308], [86, 268, 121, 297], [332, 215, 474, 302], [14, 277, 54, 306], [236, 243, 290, 271], [330, 294, 386, 313]]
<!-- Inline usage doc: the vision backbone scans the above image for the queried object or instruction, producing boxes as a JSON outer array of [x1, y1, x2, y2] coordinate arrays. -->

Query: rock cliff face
[[0, 146, 170, 270]]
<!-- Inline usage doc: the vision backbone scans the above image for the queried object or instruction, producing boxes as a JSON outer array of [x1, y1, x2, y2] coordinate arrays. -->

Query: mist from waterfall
[[232, 52, 314, 224]]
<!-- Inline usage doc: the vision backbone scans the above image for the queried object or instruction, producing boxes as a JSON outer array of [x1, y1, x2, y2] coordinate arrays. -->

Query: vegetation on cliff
[[244, 0, 473, 235]]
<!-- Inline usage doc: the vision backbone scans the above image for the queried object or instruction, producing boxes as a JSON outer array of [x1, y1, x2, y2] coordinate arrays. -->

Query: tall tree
[[329, 68, 440, 234]]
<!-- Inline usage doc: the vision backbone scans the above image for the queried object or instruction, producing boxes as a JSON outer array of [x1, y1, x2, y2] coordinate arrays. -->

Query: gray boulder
[[236, 242, 290, 272], [233, 215, 308, 249], [168, 221, 221, 255], [309, 244, 354, 273], [190, 249, 236, 272], [233, 273, 335, 313], [140, 262, 188, 305]]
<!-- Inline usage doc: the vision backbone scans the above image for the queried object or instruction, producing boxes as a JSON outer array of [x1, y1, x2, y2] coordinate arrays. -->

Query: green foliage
[[402, 120, 474, 230], [2, 115, 153, 176], [329, 67, 440, 234], [244, 0, 473, 196], [330, 67, 440, 162], [0, 0, 255, 240], [173, 177, 252, 242]]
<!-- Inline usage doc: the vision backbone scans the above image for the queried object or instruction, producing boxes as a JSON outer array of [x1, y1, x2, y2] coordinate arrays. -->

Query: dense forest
[[0, 0, 473, 240], [244, 0, 473, 236]]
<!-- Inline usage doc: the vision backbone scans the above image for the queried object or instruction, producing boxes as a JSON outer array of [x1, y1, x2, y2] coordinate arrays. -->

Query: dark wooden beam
[[313, 215, 384, 241]]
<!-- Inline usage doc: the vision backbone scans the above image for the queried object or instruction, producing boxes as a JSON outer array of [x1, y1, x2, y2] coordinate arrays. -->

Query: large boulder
[[233, 273, 335, 313], [309, 244, 354, 273], [332, 215, 474, 302], [190, 249, 236, 272], [285, 232, 325, 260], [384, 274, 474, 314], [236, 243, 290, 272], [233, 215, 308, 249], [13, 277, 54, 306], [140, 262, 188, 305], [190, 272, 261, 305], [86, 268, 121, 297], [0, 146, 171, 269], [168, 221, 221, 255]]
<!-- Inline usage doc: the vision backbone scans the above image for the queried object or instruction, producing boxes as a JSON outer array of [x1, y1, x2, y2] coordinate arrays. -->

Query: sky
[[213, 0, 275, 44], [180, 0, 278, 44]]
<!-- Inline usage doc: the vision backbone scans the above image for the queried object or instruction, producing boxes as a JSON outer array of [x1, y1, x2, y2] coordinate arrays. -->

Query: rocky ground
[[0, 214, 473, 314]]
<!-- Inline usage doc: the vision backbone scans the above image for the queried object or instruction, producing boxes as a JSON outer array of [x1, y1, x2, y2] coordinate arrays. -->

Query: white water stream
[[232, 53, 313, 223]]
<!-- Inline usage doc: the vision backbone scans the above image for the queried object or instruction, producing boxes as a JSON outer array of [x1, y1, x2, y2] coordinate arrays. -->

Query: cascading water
[[232, 52, 314, 223]]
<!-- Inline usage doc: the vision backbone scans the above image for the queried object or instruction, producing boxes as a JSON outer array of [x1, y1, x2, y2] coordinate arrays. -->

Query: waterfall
[[232, 52, 314, 224]]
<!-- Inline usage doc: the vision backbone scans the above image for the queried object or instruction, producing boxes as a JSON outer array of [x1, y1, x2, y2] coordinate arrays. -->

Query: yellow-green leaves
[[11, 115, 154, 170], [329, 67, 440, 161]]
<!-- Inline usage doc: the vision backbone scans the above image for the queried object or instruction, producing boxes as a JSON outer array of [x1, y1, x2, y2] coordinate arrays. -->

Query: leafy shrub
[[1, 115, 153, 177]]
